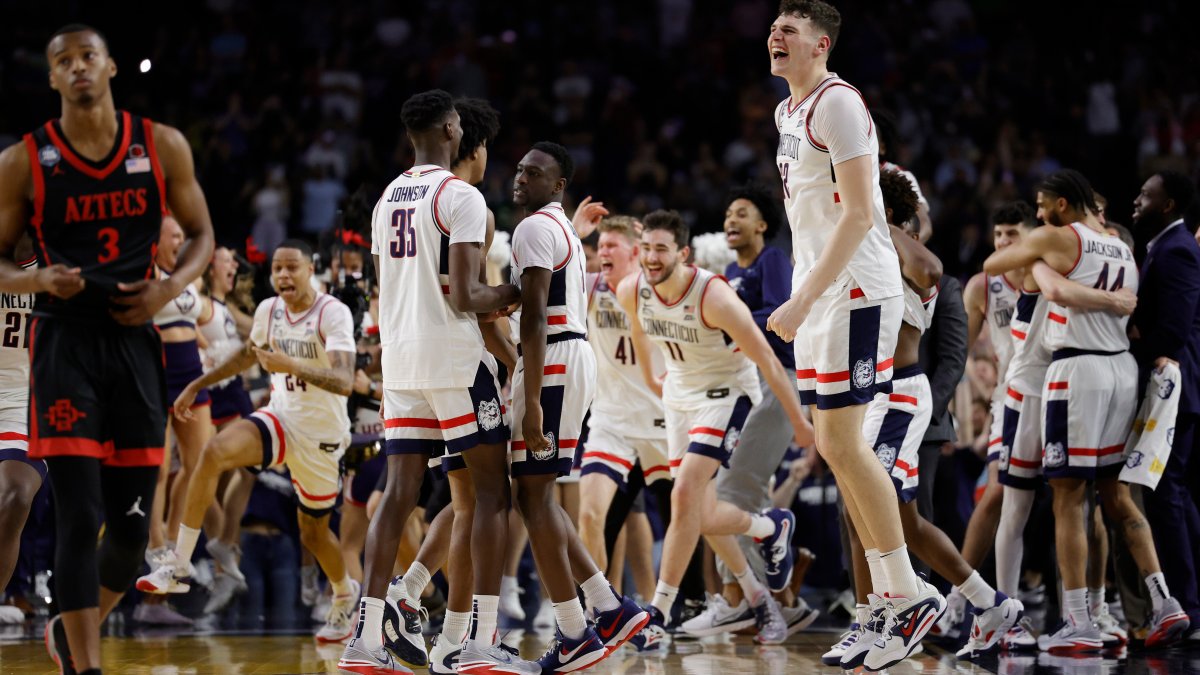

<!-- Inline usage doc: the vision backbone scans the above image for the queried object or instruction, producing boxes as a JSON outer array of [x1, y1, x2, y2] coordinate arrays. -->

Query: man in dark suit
[[1131, 170, 1200, 635]]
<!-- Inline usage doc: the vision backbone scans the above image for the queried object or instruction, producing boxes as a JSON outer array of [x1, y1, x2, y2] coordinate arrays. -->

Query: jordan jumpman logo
[[126, 496, 146, 517]]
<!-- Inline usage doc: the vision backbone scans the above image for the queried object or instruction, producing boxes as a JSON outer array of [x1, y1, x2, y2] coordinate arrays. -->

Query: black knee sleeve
[[97, 465, 157, 594], [46, 458, 104, 611], [604, 462, 643, 557]]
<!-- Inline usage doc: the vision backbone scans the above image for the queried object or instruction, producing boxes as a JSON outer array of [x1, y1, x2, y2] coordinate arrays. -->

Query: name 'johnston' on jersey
[[587, 273, 665, 439], [371, 164, 489, 390], [775, 74, 901, 301], [1045, 223, 1139, 353], [635, 266, 760, 411], [250, 294, 355, 443]]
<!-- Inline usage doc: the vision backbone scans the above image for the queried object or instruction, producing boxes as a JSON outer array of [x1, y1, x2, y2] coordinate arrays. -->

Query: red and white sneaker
[[1037, 619, 1103, 654], [863, 579, 946, 672], [1145, 597, 1190, 648]]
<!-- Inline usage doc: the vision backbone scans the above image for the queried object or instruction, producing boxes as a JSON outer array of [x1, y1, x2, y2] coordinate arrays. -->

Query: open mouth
[[771, 49, 789, 62], [600, 261, 614, 272]]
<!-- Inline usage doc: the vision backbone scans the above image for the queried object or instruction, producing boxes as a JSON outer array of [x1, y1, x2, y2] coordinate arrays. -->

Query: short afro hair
[[879, 170, 919, 228], [725, 181, 784, 238], [48, 24, 108, 54], [454, 98, 501, 166], [531, 141, 574, 186], [990, 201, 1036, 229], [276, 238, 314, 259], [778, 1, 841, 51], [401, 89, 455, 134], [1156, 170, 1197, 217]]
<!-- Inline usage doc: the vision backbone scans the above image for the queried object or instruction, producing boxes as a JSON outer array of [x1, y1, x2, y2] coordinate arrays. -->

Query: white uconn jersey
[[1007, 291, 1051, 395], [0, 258, 34, 397], [510, 203, 588, 336], [636, 267, 760, 410], [250, 294, 355, 443], [1045, 223, 1138, 353], [372, 165, 487, 389], [775, 74, 902, 301], [902, 283, 937, 334], [199, 299, 242, 387], [985, 274, 1019, 380], [587, 273, 666, 438]]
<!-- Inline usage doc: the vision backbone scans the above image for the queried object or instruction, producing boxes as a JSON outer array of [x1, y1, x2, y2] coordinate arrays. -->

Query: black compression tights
[[45, 457, 158, 612]]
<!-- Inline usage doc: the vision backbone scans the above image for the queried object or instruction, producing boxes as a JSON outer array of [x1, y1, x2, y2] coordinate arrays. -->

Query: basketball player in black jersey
[[0, 25, 214, 675]]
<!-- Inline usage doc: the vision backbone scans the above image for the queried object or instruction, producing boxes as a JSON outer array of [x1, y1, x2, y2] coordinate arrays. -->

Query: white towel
[[1120, 362, 1182, 490]]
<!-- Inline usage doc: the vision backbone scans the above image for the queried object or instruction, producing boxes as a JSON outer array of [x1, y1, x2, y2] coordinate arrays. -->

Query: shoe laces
[[876, 603, 900, 644]]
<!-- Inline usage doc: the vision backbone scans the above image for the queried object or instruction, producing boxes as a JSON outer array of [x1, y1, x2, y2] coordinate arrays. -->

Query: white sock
[[745, 513, 776, 539], [442, 609, 471, 645], [331, 575, 352, 597], [651, 581, 679, 621], [733, 567, 768, 607], [1064, 587, 1089, 628], [879, 545, 919, 599], [500, 575, 519, 598], [554, 598, 588, 639], [581, 573, 620, 613], [958, 571, 996, 610], [356, 597, 385, 649], [469, 595, 499, 646], [175, 525, 201, 563], [865, 548, 887, 597], [1145, 573, 1170, 613], [1088, 586, 1105, 616], [405, 562, 431, 600], [854, 603, 870, 626]]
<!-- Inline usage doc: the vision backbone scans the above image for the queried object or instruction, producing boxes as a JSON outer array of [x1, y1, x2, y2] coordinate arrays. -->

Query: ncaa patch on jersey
[[38, 145, 61, 167]]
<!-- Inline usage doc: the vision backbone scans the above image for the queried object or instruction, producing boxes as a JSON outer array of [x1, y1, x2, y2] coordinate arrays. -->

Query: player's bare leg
[[578, 473, 619, 573], [0, 461, 41, 589], [298, 511, 348, 597], [167, 408, 221, 542], [625, 513, 657, 600], [960, 462, 1002, 569], [361, 454, 428, 599], [516, 475, 576, 604]]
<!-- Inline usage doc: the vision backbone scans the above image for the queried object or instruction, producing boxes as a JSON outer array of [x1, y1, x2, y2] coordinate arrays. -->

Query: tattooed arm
[[174, 343, 259, 420], [254, 345, 355, 397]]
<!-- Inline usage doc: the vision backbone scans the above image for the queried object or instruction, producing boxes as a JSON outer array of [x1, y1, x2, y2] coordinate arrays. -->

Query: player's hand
[[173, 386, 199, 422], [253, 339, 295, 374], [571, 196, 609, 239], [1155, 356, 1179, 371], [767, 295, 813, 343], [110, 278, 176, 325], [792, 417, 815, 449], [479, 300, 519, 322], [353, 369, 372, 395], [649, 372, 665, 399], [522, 404, 550, 458], [35, 264, 86, 299], [788, 452, 813, 482], [1109, 288, 1138, 316]]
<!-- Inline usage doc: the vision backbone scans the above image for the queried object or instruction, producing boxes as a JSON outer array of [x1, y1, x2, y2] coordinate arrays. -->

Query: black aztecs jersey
[[23, 110, 167, 322]]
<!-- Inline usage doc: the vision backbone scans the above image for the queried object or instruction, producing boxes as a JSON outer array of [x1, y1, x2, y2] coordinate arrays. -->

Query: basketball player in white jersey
[[138, 240, 362, 643], [983, 169, 1189, 651], [338, 90, 526, 675], [0, 236, 42, 609], [577, 215, 670, 577], [618, 210, 812, 648], [935, 202, 1030, 635], [498, 141, 647, 674], [766, 2, 943, 667]]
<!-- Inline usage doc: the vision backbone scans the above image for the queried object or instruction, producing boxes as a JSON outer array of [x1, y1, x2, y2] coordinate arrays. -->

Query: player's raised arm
[[983, 226, 1074, 277]]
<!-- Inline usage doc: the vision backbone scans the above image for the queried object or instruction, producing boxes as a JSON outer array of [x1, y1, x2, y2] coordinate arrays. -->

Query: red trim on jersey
[[587, 273, 603, 310], [850, 288, 865, 300], [431, 175, 460, 236], [105, 447, 164, 467], [28, 437, 109, 460], [1007, 387, 1024, 402], [651, 266, 699, 308], [698, 275, 729, 330], [833, 192, 841, 204], [583, 451, 634, 470], [142, 117, 168, 215], [560, 439, 578, 449], [1001, 273, 1019, 291], [669, 458, 683, 468], [643, 464, 670, 476], [1048, 312, 1067, 324], [539, 207, 574, 272], [385, 417, 440, 429], [440, 284, 450, 295], [1047, 381, 1069, 390], [804, 81, 872, 152], [23, 135, 51, 264], [292, 480, 338, 502], [284, 294, 328, 326], [1011, 328, 1027, 340], [889, 394, 918, 405], [796, 368, 816, 379], [439, 412, 477, 430], [543, 364, 567, 375], [1064, 223, 1084, 278], [817, 370, 850, 383], [547, 314, 568, 325], [259, 410, 287, 465], [1068, 444, 1124, 457], [988, 438, 1003, 447], [401, 165, 448, 178], [0, 432, 28, 442], [877, 358, 894, 372], [689, 426, 726, 437], [785, 75, 835, 116], [316, 297, 331, 342], [44, 111, 132, 180], [893, 458, 919, 477]]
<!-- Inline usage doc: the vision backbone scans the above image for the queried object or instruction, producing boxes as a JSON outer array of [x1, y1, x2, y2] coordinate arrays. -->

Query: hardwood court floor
[[2, 626, 1195, 674]]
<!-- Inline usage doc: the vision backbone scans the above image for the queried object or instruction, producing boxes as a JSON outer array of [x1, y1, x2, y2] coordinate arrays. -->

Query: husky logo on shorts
[[876, 443, 897, 471], [532, 432, 557, 461], [477, 399, 501, 431], [724, 427, 741, 452], [1158, 379, 1176, 400], [1126, 451, 1144, 469], [852, 358, 875, 389], [1044, 442, 1066, 468], [998, 444, 1010, 466]]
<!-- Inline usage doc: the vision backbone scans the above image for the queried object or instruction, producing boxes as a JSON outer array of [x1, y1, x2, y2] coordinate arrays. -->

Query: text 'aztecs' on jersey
[[24, 111, 167, 322], [371, 165, 488, 390]]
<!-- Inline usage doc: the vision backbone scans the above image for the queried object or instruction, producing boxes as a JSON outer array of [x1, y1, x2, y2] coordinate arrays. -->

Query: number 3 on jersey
[[390, 208, 417, 258]]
